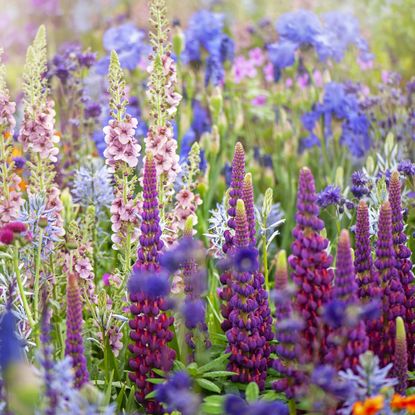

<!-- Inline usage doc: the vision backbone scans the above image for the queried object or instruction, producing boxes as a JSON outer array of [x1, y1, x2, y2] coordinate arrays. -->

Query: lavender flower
[[351, 170, 370, 199], [65, 273, 89, 389], [224, 394, 288, 415]]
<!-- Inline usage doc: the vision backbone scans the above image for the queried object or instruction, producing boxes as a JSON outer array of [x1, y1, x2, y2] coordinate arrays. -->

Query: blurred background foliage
[[0, 0, 414, 85]]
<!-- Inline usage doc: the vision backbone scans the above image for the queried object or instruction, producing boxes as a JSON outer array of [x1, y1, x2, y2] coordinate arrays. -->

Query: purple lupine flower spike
[[225, 199, 269, 390], [375, 201, 405, 366], [223, 142, 246, 253], [242, 173, 256, 245], [289, 167, 333, 362], [394, 316, 408, 394], [220, 142, 246, 333], [326, 230, 369, 370], [389, 171, 415, 369], [129, 153, 175, 415], [354, 200, 383, 357], [65, 274, 89, 389]]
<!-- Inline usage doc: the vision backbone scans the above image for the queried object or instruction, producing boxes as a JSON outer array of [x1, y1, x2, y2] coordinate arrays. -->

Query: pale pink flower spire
[[144, 4, 182, 195], [0, 56, 23, 226]]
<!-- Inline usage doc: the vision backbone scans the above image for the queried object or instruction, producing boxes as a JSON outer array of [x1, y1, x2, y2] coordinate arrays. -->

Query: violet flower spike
[[354, 200, 383, 357], [375, 201, 405, 366], [389, 170, 415, 369], [394, 316, 408, 395], [65, 274, 89, 389]]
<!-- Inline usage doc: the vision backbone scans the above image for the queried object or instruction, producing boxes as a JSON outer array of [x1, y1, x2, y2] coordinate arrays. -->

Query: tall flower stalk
[[289, 167, 333, 363], [224, 199, 271, 390], [65, 273, 89, 389], [325, 229, 369, 370], [0, 50, 22, 227], [354, 200, 383, 357], [129, 153, 175, 414], [104, 50, 140, 279], [388, 171, 415, 369], [145, 0, 181, 211], [375, 201, 405, 366]]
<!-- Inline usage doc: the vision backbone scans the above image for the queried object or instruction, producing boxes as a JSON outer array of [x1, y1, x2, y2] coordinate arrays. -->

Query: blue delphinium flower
[[71, 158, 114, 217], [180, 100, 211, 160], [182, 299, 206, 329], [156, 371, 200, 415], [0, 311, 23, 373], [268, 10, 371, 78], [317, 185, 342, 208], [184, 10, 234, 85], [95, 23, 150, 74], [302, 82, 371, 157]]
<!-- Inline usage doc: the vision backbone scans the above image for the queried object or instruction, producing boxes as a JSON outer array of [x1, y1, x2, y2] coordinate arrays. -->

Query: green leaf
[[195, 378, 221, 393], [245, 382, 259, 402], [146, 378, 165, 385], [202, 371, 236, 378], [200, 403, 224, 414], [197, 353, 230, 374], [145, 390, 157, 400]]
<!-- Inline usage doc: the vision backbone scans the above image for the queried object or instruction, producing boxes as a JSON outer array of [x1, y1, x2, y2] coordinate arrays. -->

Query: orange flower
[[352, 396, 384, 415], [391, 394, 415, 413]]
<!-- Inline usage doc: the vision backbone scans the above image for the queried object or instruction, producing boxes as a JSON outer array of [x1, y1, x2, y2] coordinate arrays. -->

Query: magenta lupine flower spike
[[220, 142, 246, 333], [354, 200, 383, 357], [289, 167, 333, 362], [389, 171, 415, 369], [225, 199, 269, 390], [242, 173, 256, 245], [375, 201, 405, 366], [129, 153, 175, 414], [223, 141, 246, 253], [326, 230, 369, 370], [394, 316, 408, 394], [65, 274, 89, 389]]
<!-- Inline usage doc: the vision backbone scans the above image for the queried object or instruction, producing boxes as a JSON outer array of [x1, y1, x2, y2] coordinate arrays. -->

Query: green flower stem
[[13, 245, 35, 329], [33, 228, 44, 323], [262, 234, 269, 291]]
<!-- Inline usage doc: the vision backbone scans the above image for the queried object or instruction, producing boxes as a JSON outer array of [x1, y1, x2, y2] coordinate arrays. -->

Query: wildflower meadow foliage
[[2, 0, 415, 414]]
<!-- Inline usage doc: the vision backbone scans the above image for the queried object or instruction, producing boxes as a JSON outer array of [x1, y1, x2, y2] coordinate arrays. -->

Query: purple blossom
[[317, 185, 342, 208], [397, 160, 415, 177], [351, 170, 370, 199], [224, 395, 288, 415]]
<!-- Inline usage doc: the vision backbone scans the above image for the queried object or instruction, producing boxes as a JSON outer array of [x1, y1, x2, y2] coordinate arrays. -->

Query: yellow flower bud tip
[[390, 170, 400, 183], [300, 166, 311, 175], [236, 199, 246, 217], [235, 141, 244, 154], [396, 316, 406, 341], [146, 152, 154, 162], [184, 215, 193, 237], [276, 250, 287, 271], [244, 172, 252, 186]]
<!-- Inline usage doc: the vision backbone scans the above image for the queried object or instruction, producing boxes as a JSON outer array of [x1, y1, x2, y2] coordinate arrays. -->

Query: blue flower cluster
[[268, 10, 372, 80], [301, 82, 371, 157], [95, 23, 150, 74], [184, 10, 234, 85]]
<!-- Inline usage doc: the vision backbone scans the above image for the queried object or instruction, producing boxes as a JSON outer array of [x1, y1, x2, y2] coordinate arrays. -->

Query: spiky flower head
[[388, 170, 415, 369], [242, 173, 256, 245], [65, 274, 89, 389], [325, 230, 369, 370], [394, 316, 407, 394], [375, 201, 405, 366], [289, 167, 333, 362], [354, 200, 383, 356]]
